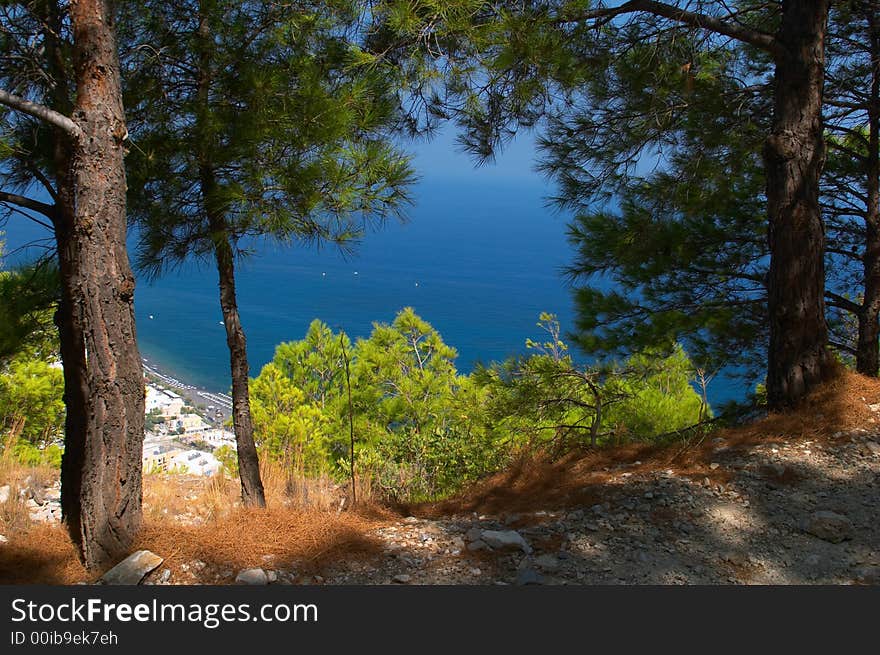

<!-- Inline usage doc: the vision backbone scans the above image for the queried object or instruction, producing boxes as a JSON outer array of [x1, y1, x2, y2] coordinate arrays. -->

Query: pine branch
[[0, 190, 57, 220], [558, 0, 783, 57], [0, 89, 83, 141]]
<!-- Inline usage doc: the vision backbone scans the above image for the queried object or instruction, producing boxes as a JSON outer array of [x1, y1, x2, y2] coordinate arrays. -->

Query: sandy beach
[[142, 358, 233, 427]]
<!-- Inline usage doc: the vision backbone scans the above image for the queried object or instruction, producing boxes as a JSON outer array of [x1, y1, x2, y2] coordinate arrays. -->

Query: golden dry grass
[[0, 459, 393, 584]]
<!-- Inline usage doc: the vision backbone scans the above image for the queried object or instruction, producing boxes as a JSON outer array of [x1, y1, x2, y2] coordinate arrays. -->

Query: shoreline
[[142, 358, 233, 425]]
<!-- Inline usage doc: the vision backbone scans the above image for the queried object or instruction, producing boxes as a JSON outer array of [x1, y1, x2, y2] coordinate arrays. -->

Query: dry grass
[[0, 456, 58, 537], [135, 506, 386, 578], [0, 524, 88, 584], [411, 369, 880, 518], [1, 458, 393, 584]]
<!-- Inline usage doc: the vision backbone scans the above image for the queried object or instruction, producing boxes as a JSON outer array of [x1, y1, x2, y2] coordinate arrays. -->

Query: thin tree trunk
[[857, 7, 880, 377], [58, 0, 144, 569], [211, 223, 266, 507], [194, 1, 264, 507], [763, 0, 834, 408]]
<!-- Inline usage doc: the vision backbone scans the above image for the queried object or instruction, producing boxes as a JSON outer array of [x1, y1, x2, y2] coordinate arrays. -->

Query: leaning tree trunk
[[763, 0, 834, 408], [210, 223, 266, 507], [58, 0, 145, 569], [857, 8, 880, 377]]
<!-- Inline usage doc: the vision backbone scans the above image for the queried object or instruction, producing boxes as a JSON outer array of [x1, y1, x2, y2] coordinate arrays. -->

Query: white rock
[[480, 529, 532, 553], [235, 568, 269, 585], [0, 534, 8, 544], [392, 573, 411, 584], [100, 550, 164, 585], [0, 485, 10, 504]]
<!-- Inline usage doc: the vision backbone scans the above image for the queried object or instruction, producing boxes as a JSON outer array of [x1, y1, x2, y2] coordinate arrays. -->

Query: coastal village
[[141, 363, 236, 479]]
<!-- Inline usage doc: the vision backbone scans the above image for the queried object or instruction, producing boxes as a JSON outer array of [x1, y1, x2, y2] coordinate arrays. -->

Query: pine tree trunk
[[857, 8, 880, 377], [212, 225, 266, 507], [763, 0, 834, 408], [58, 0, 145, 569], [193, 0, 264, 507]]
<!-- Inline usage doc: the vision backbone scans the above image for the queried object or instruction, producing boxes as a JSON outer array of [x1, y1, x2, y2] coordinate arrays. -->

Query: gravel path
[[309, 429, 879, 585]]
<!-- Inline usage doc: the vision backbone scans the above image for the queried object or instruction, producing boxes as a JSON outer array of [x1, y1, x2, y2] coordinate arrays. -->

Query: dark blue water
[[134, 178, 579, 390]]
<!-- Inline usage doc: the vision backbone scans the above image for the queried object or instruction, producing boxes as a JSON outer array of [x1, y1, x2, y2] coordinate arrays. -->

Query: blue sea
[[134, 177, 580, 391], [2, 132, 747, 406]]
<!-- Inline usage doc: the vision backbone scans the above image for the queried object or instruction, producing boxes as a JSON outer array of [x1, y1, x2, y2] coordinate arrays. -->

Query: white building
[[202, 428, 236, 448], [145, 385, 185, 418], [169, 450, 221, 477]]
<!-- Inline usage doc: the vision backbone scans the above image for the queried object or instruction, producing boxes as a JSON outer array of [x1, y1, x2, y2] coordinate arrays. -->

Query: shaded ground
[[1, 371, 878, 585]]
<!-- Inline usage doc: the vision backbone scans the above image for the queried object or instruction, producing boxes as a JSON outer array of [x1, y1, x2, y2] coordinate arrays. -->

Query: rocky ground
[[81, 424, 877, 587], [308, 429, 879, 586], [4, 413, 879, 586]]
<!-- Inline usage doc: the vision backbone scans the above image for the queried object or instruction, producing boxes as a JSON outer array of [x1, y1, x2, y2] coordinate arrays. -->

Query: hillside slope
[[1, 372, 878, 585]]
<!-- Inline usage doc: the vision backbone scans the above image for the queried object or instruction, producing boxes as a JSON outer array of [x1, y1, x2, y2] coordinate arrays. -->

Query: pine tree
[[122, 0, 415, 506], [371, 0, 836, 408], [0, 0, 145, 569]]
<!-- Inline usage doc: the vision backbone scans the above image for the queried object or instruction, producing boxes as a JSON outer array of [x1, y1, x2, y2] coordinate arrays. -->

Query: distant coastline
[[141, 355, 233, 424]]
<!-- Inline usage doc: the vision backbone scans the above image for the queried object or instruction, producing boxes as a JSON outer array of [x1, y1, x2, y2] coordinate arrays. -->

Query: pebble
[[235, 568, 269, 585]]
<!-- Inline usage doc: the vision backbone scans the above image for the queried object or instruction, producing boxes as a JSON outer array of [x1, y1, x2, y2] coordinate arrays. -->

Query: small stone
[[0, 534, 7, 544], [467, 539, 489, 552], [235, 568, 269, 585], [566, 509, 584, 521], [100, 550, 164, 585], [515, 568, 544, 586], [853, 566, 880, 585], [480, 529, 532, 553], [267, 570, 278, 583], [801, 511, 854, 544], [0, 485, 10, 504], [721, 551, 749, 567], [709, 463, 720, 470], [313, 575, 324, 584], [159, 569, 171, 583], [465, 527, 483, 542], [534, 554, 560, 572], [392, 574, 411, 584]]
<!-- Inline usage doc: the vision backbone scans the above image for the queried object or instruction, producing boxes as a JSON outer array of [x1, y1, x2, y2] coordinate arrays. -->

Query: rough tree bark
[[212, 228, 266, 507], [763, 0, 835, 407], [59, 0, 145, 568]]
